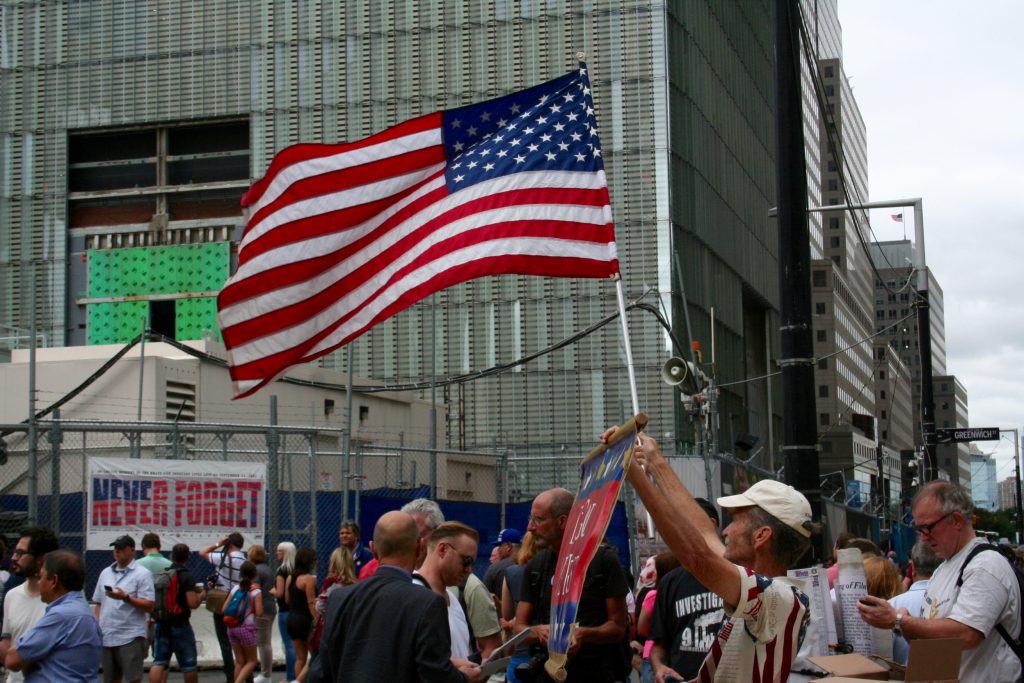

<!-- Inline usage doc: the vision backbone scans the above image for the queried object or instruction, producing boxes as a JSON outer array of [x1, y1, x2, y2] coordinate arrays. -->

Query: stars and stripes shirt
[[693, 565, 809, 683]]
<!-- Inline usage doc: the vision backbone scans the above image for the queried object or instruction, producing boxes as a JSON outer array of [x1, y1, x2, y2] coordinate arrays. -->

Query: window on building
[[820, 413, 831, 426], [827, 179, 839, 191], [813, 270, 827, 287], [818, 359, 828, 370], [830, 236, 840, 248], [824, 85, 835, 96], [882, 430, 887, 440], [876, 310, 886, 320], [824, 65, 835, 78], [881, 410, 887, 419], [880, 390, 887, 400], [817, 330, 827, 342], [830, 217, 840, 229], [879, 370, 887, 380], [819, 385, 829, 398]]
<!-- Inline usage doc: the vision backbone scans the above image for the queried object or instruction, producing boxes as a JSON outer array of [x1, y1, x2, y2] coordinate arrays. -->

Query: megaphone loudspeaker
[[661, 357, 690, 387]]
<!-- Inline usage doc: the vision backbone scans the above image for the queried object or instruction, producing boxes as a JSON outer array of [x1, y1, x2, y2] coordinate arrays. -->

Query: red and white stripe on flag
[[217, 65, 619, 398]]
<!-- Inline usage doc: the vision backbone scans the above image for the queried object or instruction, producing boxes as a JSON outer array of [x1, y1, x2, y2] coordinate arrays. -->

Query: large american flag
[[217, 64, 619, 398]]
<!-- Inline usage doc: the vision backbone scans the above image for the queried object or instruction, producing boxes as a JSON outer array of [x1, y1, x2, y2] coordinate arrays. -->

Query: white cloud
[[841, 1, 1024, 472]]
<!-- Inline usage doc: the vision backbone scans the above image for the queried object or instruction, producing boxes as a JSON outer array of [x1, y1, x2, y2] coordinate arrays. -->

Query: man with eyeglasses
[[0, 526, 59, 683], [4, 550, 102, 683], [858, 481, 1022, 683], [513, 487, 630, 683], [416, 522, 495, 662], [310, 511, 482, 682]]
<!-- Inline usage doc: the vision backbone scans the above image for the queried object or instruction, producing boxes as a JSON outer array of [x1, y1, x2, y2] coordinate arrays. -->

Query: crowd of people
[[0, 430, 1020, 682]]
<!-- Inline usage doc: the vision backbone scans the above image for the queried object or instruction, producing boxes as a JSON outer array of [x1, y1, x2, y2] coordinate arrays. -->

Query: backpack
[[222, 586, 251, 627], [956, 542, 1024, 663], [152, 567, 186, 623]]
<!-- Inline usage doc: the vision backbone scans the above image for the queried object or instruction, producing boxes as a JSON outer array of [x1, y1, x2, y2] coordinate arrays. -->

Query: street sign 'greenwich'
[[935, 427, 1000, 443]]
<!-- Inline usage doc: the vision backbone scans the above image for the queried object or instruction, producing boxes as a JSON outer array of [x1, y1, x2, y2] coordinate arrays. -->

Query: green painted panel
[[87, 243, 229, 297], [88, 301, 148, 345], [86, 243, 230, 344], [176, 297, 221, 342]]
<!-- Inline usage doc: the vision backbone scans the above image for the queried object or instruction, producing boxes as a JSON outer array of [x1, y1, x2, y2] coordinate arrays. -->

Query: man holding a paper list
[[619, 431, 812, 683], [857, 481, 1021, 683]]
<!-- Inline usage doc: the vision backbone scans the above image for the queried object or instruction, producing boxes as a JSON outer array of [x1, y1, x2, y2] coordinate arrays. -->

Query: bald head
[[372, 511, 420, 569], [540, 488, 574, 516], [528, 487, 575, 550]]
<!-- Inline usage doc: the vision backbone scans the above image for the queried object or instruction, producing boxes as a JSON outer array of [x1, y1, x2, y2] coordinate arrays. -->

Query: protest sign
[[545, 415, 646, 681], [87, 457, 266, 549]]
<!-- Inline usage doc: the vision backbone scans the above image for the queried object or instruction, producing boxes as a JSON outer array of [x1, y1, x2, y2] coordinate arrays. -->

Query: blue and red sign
[[546, 419, 641, 674]]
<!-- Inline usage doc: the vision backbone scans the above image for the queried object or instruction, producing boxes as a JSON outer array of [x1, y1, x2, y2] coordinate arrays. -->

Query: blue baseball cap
[[494, 528, 523, 545]]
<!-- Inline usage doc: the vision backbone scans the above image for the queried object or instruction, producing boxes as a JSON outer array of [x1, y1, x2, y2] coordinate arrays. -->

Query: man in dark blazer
[[310, 511, 483, 683]]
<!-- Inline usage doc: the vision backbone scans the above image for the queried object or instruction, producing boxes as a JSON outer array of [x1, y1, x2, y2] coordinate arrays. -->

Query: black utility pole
[[916, 289, 937, 481], [774, 0, 821, 520]]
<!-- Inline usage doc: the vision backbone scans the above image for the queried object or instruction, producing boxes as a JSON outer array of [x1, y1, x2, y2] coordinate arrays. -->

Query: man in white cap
[[616, 430, 813, 683]]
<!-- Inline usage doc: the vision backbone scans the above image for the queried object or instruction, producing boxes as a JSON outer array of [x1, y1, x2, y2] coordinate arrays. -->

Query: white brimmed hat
[[717, 480, 813, 538]]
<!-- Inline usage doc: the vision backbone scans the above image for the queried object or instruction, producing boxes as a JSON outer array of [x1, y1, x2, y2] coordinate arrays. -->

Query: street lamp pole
[[804, 198, 937, 482]]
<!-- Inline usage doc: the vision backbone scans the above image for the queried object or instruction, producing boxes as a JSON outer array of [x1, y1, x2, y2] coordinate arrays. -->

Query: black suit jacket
[[309, 565, 466, 683]]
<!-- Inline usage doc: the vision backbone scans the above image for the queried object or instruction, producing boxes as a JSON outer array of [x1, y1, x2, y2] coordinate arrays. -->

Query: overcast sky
[[839, 1, 1024, 483]]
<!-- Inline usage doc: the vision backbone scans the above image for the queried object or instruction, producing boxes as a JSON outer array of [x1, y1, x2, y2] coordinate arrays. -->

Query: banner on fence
[[545, 415, 645, 681], [86, 457, 266, 550]]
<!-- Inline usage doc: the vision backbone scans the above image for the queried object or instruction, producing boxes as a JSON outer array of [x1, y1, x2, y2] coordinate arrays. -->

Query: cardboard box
[[807, 653, 888, 681], [809, 638, 961, 682]]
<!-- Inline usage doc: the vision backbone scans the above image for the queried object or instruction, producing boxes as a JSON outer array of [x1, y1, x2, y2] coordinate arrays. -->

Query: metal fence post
[[307, 432, 317, 551], [497, 449, 507, 529], [354, 441, 363, 525], [267, 397, 280, 556], [49, 410, 62, 532]]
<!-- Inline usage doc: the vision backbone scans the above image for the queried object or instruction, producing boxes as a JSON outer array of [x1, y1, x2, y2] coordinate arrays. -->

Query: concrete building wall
[[934, 374, 970, 486]]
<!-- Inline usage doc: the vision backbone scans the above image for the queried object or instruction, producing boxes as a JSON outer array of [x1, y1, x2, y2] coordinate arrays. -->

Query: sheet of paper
[[788, 566, 838, 657], [835, 547, 872, 656], [480, 656, 512, 677], [482, 627, 532, 664]]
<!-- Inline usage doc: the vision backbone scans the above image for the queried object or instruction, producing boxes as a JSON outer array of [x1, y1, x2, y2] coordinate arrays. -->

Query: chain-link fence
[[6, 418, 895, 587], [0, 418, 645, 591]]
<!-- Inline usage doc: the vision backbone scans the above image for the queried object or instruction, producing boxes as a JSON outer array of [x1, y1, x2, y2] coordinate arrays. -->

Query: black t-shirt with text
[[648, 566, 725, 679]]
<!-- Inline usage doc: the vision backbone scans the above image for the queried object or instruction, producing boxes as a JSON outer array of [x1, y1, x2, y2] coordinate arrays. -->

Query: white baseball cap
[[717, 479, 813, 538]]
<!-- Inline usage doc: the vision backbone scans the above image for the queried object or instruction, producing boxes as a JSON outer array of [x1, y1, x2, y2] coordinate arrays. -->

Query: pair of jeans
[[255, 611, 275, 678], [152, 621, 199, 673], [213, 612, 234, 683], [277, 610, 296, 680]]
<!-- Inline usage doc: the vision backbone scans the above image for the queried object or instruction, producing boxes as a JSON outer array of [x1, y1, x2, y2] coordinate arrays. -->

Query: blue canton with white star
[[442, 64, 604, 191]]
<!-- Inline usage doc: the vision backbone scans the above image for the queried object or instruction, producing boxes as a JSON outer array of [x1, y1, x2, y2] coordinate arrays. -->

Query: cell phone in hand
[[104, 585, 113, 592]]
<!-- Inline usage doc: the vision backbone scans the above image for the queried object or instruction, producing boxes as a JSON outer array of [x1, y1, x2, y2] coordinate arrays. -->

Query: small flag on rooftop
[[218, 63, 619, 398], [891, 213, 903, 222]]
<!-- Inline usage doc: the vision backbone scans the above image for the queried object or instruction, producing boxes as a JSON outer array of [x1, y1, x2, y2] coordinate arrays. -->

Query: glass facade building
[[2, 1, 822, 467]]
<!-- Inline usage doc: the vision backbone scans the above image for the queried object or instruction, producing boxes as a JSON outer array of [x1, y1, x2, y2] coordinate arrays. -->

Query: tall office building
[[998, 476, 1018, 512], [810, 51, 882, 509], [1, 1, 801, 470], [970, 445, 997, 511], [9, 2, 934, 514], [934, 374, 970, 486], [869, 240, 966, 483]]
